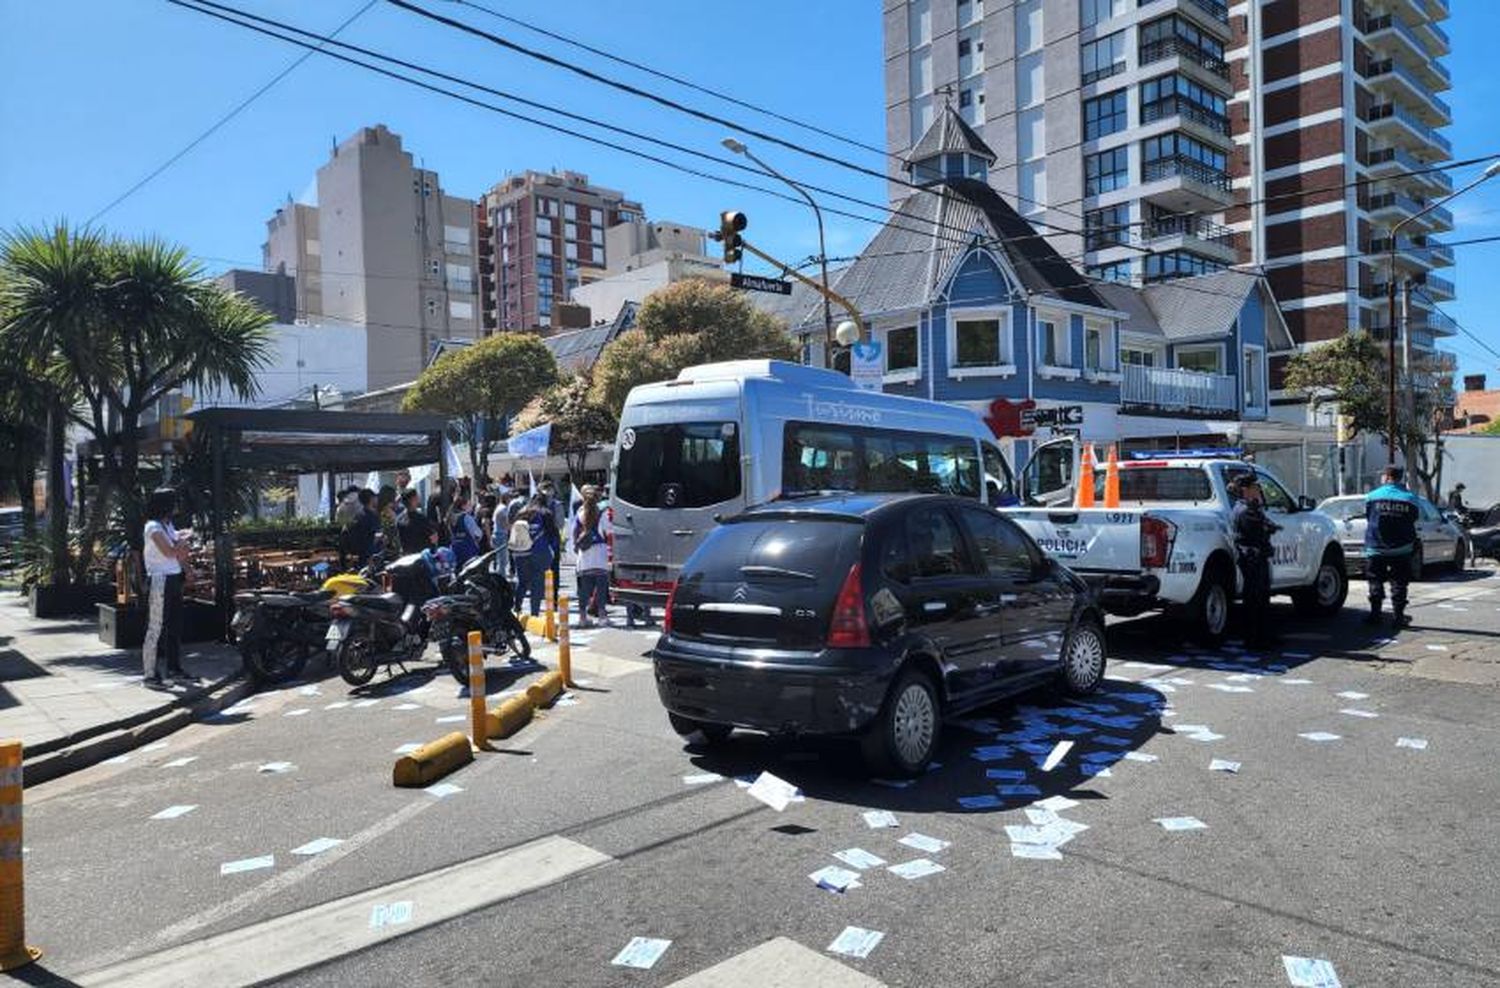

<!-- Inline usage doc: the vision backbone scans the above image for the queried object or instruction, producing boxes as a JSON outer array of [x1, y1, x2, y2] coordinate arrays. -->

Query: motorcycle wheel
[[336, 628, 378, 686], [441, 634, 474, 686], [504, 618, 532, 662], [242, 639, 310, 685]]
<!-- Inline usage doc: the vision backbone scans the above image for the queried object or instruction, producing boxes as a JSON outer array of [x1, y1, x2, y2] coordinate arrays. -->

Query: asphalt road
[[11, 570, 1500, 987]]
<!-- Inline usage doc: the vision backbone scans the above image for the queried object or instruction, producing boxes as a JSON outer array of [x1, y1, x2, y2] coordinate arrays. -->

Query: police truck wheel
[[1183, 563, 1231, 644], [1294, 549, 1348, 616]]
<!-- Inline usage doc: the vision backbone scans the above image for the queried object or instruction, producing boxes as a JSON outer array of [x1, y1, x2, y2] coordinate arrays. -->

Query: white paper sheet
[[898, 833, 950, 853], [863, 810, 899, 829], [834, 848, 887, 869], [611, 937, 672, 970], [827, 926, 885, 959], [746, 771, 800, 812], [887, 858, 945, 879]]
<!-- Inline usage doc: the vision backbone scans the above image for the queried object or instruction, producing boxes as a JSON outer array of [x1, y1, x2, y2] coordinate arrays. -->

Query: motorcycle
[[423, 549, 532, 676], [232, 566, 379, 684]]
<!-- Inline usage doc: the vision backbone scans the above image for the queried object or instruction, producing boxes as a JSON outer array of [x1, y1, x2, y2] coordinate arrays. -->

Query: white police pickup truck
[[1005, 445, 1348, 641]]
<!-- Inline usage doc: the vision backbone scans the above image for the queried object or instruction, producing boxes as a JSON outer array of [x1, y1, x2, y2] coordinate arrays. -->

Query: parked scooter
[[422, 549, 532, 674], [231, 565, 379, 684]]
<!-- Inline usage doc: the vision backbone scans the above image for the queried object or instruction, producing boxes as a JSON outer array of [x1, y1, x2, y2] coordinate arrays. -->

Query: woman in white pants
[[141, 488, 191, 689]]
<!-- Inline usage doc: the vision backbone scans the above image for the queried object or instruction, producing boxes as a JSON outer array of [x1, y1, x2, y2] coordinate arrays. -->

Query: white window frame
[[1121, 344, 1162, 367], [1035, 309, 1079, 380], [1083, 317, 1121, 381], [564, 202, 578, 221], [1174, 343, 1226, 375], [881, 323, 921, 382], [449, 300, 474, 320], [946, 306, 1015, 379], [1242, 343, 1265, 410]]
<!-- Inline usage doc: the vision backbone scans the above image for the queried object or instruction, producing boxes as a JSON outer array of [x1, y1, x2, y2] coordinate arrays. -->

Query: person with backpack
[[490, 491, 514, 578], [571, 485, 613, 627], [509, 496, 556, 617], [448, 493, 483, 568]]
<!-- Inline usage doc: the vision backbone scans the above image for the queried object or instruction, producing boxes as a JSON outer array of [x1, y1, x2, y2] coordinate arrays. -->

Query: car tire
[[336, 628, 378, 687], [861, 666, 940, 778], [667, 712, 732, 745], [1409, 543, 1424, 581], [1452, 539, 1467, 572], [1059, 619, 1106, 696], [1184, 562, 1232, 644], [1294, 549, 1348, 616]]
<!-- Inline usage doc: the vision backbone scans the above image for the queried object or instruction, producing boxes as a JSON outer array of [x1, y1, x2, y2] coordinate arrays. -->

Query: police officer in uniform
[[1230, 473, 1280, 644], [1364, 465, 1420, 628]]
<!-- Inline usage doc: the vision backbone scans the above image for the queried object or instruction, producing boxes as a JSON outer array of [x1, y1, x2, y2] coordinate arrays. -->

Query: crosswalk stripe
[[666, 937, 886, 988]]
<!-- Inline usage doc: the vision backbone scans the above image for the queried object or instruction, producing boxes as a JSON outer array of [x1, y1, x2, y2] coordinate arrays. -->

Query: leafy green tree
[[590, 279, 797, 415], [0, 225, 275, 581], [402, 332, 558, 480], [512, 375, 617, 480], [1284, 330, 1445, 497]]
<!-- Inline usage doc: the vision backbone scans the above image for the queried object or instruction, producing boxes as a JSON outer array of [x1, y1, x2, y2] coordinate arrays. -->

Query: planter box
[[30, 583, 117, 619], [98, 600, 227, 649]]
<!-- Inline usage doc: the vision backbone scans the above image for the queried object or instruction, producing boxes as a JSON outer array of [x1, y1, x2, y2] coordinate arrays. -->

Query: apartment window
[[1083, 89, 1128, 140], [1016, 0, 1043, 53], [1176, 346, 1222, 374], [536, 234, 554, 256], [538, 294, 553, 317], [445, 263, 471, 288], [1084, 319, 1115, 371], [591, 226, 604, 246], [1121, 347, 1157, 367], [1081, 31, 1126, 85], [590, 207, 603, 225], [537, 273, 554, 298], [909, 0, 932, 46], [425, 298, 439, 317], [1088, 260, 1134, 283], [564, 222, 578, 241], [564, 202, 577, 221], [428, 258, 441, 276], [886, 326, 919, 373], [1144, 250, 1224, 282], [1140, 16, 1226, 76], [958, 30, 984, 76], [1243, 345, 1263, 407], [1085, 203, 1131, 251], [1080, 0, 1126, 28], [538, 197, 559, 218], [449, 300, 474, 320], [910, 95, 935, 141], [1140, 73, 1229, 132], [1037, 315, 1069, 367], [958, 37, 971, 58], [951, 311, 1011, 369], [1084, 147, 1129, 195], [565, 242, 579, 261], [910, 47, 933, 95], [501, 206, 514, 224], [501, 246, 511, 264], [957, 0, 983, 27], [1141, 132, 1227, 185], [305, 239, 320, 256]]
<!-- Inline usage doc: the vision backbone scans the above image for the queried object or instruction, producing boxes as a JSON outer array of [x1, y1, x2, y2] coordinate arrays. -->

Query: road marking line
[[76, 835, 612, 987], [666, 937, 885, 987]]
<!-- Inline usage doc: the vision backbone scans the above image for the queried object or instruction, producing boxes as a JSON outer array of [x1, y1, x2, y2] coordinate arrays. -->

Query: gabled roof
[[1093, 282, 1162, 338], [543, 300, 638, 373], [1141, 270, 1293, 350], [905, 106, 997, 167]]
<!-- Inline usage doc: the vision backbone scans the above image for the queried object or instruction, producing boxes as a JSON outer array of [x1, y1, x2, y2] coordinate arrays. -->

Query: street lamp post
[[722, 137, 835, 367], [1384, 159, 1500, 465]]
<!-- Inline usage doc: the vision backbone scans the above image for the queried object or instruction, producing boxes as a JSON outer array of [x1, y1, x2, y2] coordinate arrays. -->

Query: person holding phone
[[142, 488, 193, 688]]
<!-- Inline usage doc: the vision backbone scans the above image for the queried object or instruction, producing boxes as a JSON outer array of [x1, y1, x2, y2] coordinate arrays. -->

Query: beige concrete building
[[263, 125, 479, 388], [570, 218, 723, 325]]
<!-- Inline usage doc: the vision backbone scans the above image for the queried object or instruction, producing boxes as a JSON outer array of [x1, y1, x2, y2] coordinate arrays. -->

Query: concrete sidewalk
[[0, 594, 247, 775]]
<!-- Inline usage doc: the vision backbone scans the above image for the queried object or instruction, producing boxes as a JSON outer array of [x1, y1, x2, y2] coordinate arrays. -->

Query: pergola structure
[[187, 408, 450, 637]]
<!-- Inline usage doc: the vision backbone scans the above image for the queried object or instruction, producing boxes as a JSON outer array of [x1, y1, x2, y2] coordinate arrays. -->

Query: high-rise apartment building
[[476, 171, 643, 333], [884, 0, 1455, 391], [263, 125, 479, 388]]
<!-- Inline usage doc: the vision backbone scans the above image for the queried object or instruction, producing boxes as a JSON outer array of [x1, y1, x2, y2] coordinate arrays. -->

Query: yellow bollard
[[467, 630, 487, 750], [392, 732, 474, 788], [0, 740, 41, 972], [558, 594, 573, 688], [543, 570, 556, 641]]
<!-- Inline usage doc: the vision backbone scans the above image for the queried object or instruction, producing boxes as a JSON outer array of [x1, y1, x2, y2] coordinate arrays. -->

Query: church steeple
[[904, 104, 997, 187]]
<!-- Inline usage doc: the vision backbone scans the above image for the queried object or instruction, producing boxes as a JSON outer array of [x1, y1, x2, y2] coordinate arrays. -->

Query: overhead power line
[[87, 0, 376, 225]]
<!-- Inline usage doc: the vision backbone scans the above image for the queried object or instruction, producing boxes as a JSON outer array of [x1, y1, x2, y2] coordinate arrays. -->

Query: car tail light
[[826, 562, 871, 648], [1140, 516, 1175, 569], [662, 579, 679, 635]]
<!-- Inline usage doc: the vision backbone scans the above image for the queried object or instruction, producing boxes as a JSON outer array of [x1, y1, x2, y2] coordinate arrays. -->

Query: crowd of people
[[332, 471, 623, 629]]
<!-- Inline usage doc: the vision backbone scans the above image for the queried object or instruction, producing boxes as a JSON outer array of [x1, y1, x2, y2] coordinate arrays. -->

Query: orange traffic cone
[[1076, 444, 1096, 508], [1104, 444, 1121, 508]]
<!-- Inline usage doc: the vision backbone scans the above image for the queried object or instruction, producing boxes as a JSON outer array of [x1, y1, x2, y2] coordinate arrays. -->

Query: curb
[[22, 674, 255, 788]]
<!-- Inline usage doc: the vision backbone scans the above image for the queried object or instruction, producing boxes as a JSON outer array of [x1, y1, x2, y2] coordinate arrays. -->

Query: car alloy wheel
[[1203, 582, 1228, 637], [891, 682, 936, 767], [1063, 624, 1105, 694], [1314, 563, 1343, 608]]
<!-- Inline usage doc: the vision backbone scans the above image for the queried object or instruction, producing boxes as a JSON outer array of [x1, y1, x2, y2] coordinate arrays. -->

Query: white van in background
[[607, 360, 1017, 610]]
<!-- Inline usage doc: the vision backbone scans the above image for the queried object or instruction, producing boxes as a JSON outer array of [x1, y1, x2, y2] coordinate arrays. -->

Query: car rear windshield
[[615, 421, 741, 509], [684, 516, 863, 584], [1093, 467, 1213, 502], [1319, 499, 1365, 521]]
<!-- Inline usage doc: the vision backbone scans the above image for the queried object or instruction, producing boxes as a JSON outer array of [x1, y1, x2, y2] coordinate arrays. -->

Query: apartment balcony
[[1428, 0, 1449, 18], [1143, 214, 1238, 264], [1365, 191, 1448, 232], [1139, 36, 1232, 87], [1137, 0, 1231, 38], [1369, 234, 1451, 274], [1121, 364, 1238, 415], [1141, 155, 1234, 212], [1140, 96, 1234, 148], [1364, 102, 1452, 160], [1419, 273, 1456, 301], [1360, 15, 1450, 87], [1413, 19, 1450, 56], [1423, 238, 1454, 267], [1361, 59, 1451, 124], [1364, 145, 1450, 198]]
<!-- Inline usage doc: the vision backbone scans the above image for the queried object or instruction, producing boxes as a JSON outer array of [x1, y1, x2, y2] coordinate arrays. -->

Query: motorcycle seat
[[262, 590, 332, 607], [345, 592, 405, 611]]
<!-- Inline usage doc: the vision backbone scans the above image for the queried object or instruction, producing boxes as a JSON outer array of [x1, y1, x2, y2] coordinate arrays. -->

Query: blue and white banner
[[508, 422, 552, 459], [441, 437, 464, 478]]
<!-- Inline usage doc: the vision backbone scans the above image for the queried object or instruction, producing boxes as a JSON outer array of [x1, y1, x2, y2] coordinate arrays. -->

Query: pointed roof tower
[[904, 106, 998, 186]]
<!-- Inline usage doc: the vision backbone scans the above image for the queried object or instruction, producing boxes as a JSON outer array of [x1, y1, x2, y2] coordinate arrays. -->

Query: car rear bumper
[[1075, 572, 1162, 616], [653, 637, 892, 736]]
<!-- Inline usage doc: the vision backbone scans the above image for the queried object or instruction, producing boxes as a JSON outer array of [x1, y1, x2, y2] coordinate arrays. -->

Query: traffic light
[[161, 391, 194, 442], [718, 210, 747, 265]]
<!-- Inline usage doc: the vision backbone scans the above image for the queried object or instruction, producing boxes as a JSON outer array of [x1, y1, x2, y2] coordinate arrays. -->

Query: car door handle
[[975, 602, 1002, 615], [671, 529, 695, 537]]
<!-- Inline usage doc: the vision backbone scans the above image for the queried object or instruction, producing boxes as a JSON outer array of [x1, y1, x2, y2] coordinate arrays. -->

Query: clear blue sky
[[2, 0, 1496, 380]]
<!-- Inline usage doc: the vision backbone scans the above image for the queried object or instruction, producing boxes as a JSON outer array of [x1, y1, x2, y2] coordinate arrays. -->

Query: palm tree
[[0, 224, 274, 581]]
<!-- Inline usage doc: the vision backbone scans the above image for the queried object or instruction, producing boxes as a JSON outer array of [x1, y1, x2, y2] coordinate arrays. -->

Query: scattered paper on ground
[[369, 901, 413, 930], [258, 761, 295, 774], [612, 937, 672, 970], [1335, 691, 1369, 700], [1123, 752, 1158, 763], [1339, 708, 1378, 719], [863, 810, 899, 829], [1009, 843, 1063, 860], [1209, 759, 1241, 773], [220, 855, 275, 875], [392, 703, 421, 711], [161, 757, 197, 768], [1040, 740, 1073, 772], [827, 926, 884, 959], [291, 837, 343, 856], [1396, 737, 1428, 750], [682, 773, 722, 785], [898, 833, 950, 854], [425, 782, 463, 798], [283, 709, 310, 717], [834, 848, 887, 870], [888, 858, 945, 879], [809, 865, 862, 893], [746, 771, 800, 812], [151, 805, 197, 820], [353, 699, 380, 708], [1035, 795, 1080, 813], [324, 701, 350, 710], [1154, 816, 1208, 831], [435, 714, 465, 723], [1282, 954, 1342, 988], [393, 743, 421, 755], [1298, 732, 1342, 742]]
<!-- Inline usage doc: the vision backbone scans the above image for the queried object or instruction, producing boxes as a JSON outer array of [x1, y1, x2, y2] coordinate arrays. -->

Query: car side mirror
[[1297, 495, 1315, 512]]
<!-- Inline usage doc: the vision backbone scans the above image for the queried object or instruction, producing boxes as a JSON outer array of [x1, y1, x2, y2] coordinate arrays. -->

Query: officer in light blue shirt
[[1364, 465, 1419, 629]]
